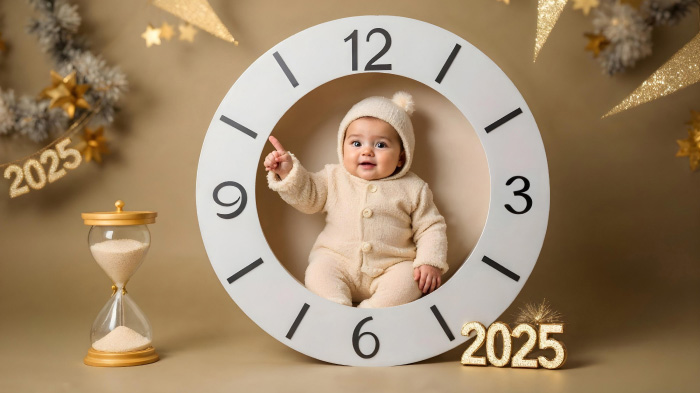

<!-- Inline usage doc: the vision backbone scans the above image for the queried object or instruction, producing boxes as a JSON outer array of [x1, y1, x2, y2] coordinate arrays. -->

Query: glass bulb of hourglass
[[91, 290, 153, 352], [89, 225, 150, 288]]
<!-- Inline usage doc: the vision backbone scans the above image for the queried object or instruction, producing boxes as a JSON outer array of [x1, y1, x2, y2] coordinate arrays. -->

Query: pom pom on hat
[[392, 91, 415, 115]]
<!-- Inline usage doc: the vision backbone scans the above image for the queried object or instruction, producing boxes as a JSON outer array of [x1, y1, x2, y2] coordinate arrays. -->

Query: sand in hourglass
[[90, 238, 151, 352], [90, 238, 149, 287]]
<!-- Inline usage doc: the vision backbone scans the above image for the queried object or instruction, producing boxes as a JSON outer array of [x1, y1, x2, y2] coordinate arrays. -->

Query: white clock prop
[[196, 16, 549, 366]]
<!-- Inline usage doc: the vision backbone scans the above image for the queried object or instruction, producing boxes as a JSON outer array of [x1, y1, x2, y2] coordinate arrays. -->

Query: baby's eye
[[376, 142, 387, 148], [352, 141, 361, 147]]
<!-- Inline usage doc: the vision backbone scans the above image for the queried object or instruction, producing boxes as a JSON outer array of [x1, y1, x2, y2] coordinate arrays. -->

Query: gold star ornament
[[677, 114, 700, 172], [686, 110, 700, 130], [160, 21, 175, 40], [39, 70, 91, 118], [76, 126, 109, 163], [584, 32, 610, 57], [142, 24, 162, 47], [179, 23, 197, 42], [573, 0, 599, 15]]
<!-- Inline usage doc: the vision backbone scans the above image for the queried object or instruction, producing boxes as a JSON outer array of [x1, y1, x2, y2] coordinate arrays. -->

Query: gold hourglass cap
[[82, 200, 157, 226]]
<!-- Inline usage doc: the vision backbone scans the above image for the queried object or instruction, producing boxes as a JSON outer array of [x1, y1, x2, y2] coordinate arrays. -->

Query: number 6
[[538, 324, 567, 369]]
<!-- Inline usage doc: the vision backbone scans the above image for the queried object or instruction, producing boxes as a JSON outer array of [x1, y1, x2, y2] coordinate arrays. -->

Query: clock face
[[196, 15, 549, 366]]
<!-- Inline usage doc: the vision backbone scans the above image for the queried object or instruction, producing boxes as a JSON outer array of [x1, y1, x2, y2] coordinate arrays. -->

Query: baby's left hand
[[413, 265, 442, 294]]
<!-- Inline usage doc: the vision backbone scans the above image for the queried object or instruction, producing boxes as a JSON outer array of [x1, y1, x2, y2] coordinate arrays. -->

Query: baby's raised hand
[[413, 265, 442, 294], [264, 136, 294, 180]]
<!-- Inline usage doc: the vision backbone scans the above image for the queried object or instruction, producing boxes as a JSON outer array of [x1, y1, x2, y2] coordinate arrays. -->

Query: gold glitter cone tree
[[152, 0, 236, 43], [604, 32, 700, 117], [534, 0, 569, 61]]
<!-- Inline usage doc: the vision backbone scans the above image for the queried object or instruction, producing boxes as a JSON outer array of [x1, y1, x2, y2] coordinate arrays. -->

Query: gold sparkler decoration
[[152, 0, 238, 45], [514, 299, 564, 325], [604, 32, 700, 118], [534, 0, 569, 62]]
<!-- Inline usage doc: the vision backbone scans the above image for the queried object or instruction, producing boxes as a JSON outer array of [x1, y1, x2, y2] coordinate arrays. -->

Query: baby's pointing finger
[[269, 136, 286, 153]]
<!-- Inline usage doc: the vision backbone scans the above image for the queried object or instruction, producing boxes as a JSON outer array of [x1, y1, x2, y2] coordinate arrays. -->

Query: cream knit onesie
[[267, 93, 448, 308]]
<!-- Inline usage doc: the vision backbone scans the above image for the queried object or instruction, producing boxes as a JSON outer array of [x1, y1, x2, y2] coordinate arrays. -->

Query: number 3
[[505, 176, 532, 214]]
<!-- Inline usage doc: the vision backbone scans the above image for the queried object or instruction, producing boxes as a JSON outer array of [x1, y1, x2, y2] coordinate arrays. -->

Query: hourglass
[[82, 200, 158, 367]]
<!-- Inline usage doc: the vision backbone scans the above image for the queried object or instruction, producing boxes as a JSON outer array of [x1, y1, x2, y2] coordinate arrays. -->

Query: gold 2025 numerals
[[3, 138, 82, 198], [461, 321, 566, 369]]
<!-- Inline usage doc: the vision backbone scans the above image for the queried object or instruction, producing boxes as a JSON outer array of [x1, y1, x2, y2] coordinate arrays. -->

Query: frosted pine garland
[[0, 0, 127, 143], [593, 1, 653, 75], [589, 0, 698, 75]]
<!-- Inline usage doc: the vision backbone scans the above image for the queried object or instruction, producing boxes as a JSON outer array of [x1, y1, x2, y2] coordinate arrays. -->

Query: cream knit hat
[[337, 91, 415, 180]]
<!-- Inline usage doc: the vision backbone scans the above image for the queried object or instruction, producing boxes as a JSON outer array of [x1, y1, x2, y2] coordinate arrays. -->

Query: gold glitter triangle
[[604, 32, 700, 118], [534, 0, 569, 62], [152, 0, 236, 44]]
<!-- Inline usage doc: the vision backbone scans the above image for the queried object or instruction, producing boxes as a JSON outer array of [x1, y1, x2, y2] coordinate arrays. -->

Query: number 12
[[344, 28, 392, 71]]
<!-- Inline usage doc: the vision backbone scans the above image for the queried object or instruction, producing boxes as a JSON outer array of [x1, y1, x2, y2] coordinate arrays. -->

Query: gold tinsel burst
[[534, 0, 569, 62], [514, 299, 564, 325], [152, 0, 237, 45], [39, 70, 91, 118], [76, 126, 109, 163], [604, 32, 700, 118]]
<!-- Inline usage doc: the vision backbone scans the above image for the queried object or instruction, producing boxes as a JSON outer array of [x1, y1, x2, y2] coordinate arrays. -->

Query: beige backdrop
[[1, 0, 698, 392]]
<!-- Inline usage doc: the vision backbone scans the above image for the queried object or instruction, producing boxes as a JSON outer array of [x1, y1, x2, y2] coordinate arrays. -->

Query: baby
[[264, 92, 448, 308]]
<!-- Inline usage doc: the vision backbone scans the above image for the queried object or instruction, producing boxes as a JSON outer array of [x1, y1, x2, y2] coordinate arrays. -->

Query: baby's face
[[343, 117, 404, 181]]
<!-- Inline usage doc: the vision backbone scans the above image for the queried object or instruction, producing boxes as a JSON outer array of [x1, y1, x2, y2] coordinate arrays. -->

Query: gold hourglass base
[[84, 346, 159, 367]]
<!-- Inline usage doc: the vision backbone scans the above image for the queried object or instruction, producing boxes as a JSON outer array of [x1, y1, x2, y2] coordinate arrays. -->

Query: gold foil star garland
[[604, 32, 700, 117], [676, 111, 700, 171], [141, 21, 203, 46], [534, 0, 569, 61], [152, 0, 238, 44]]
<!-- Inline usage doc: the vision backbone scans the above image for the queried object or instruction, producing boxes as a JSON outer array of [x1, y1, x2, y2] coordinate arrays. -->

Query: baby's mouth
[[359, 162, 376, 168]]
